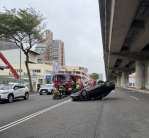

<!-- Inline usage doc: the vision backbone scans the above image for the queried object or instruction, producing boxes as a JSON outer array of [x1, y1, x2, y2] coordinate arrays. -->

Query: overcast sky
[[0, 0, 105, 80]]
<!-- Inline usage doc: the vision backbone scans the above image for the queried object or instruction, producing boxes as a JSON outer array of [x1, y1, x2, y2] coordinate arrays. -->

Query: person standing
[[37, 82, 40, 92], [65, 82, 68, 95], [76, 82, 80, 90], [80, 82, 84, 89], [57, 81, 64, 96], [71, 81, 75, 93]]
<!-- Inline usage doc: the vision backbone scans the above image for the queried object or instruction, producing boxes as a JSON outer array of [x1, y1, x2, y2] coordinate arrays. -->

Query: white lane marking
[[131, 96, 139, 100], [112, 91, 115, 93], [34, 97, 51, 101], [0, 99, 71, 132]]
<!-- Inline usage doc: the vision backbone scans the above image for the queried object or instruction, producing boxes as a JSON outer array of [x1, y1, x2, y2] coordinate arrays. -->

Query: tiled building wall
[[35, 30, 66, 66]]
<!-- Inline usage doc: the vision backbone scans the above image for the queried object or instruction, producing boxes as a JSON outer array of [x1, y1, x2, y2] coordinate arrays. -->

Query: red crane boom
[[0, 53, 20, 79]]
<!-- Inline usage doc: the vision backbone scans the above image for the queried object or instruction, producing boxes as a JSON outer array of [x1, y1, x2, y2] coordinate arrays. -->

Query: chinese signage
[[129, 75, 135, 83]]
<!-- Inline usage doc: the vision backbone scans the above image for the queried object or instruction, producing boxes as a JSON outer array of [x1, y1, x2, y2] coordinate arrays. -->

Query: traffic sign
[[53, 65, 60, 73], [46, 75, 51, 79]]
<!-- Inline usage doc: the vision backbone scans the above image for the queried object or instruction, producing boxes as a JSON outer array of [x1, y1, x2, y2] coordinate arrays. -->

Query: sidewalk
[[121, 86, 149, 94], [29, 91, 39, 95]]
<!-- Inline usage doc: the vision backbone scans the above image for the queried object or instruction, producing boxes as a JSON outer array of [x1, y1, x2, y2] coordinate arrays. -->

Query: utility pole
[[20, 44, 21, 82]]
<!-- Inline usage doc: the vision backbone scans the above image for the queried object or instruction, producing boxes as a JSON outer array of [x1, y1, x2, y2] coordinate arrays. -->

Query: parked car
[[0, 84, 29, 103], [39, 84, 54, 95], [70, 81, 115, 101]]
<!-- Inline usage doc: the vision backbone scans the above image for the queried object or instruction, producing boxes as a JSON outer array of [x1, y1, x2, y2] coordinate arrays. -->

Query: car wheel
[[40, 92, 42, 95], [24, 92, 29, 100], [80, 90, 89, 100], [104, 81, 111, 88], [47, 92, 49, 95], [8, 94, 14, 103]]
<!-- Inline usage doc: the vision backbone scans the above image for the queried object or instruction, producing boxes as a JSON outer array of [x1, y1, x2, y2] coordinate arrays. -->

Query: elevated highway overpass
[[99, 0, 149, 89]]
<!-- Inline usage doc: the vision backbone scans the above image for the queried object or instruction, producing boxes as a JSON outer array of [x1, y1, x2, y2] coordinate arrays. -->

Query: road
[[0, 88, 149, 138]]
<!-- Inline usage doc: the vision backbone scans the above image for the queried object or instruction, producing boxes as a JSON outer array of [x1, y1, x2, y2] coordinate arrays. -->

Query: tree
[[89, 73, 99, 80], [0, 7, 46, 92]]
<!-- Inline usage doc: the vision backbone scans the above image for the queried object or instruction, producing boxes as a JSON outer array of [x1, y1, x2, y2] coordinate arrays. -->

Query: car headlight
[[48, 89, 52, 92], [2, 92, 9, 94]]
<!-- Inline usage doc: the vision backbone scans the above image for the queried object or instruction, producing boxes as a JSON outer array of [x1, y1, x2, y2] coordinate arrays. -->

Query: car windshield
[[0, 84, 14, 90], [55, 75, 70, 82], [43, 84, 53, 87]]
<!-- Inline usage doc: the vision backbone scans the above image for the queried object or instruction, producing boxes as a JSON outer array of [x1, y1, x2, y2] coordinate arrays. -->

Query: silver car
[[39, 84, 54, 95]]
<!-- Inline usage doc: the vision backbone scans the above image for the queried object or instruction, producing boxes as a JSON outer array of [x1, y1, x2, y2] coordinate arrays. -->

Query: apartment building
[[52, 40, 65, 66], [35, 29, 65, 66]]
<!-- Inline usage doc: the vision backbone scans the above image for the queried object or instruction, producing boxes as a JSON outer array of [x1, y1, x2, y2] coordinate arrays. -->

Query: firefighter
[[57, 81, 64, 96], [65, 82, 68, 95], [71, 81, 75, 93], [62, 82, 67, 97], [76, 82, 80, 90], [37, 82, 40, 92]]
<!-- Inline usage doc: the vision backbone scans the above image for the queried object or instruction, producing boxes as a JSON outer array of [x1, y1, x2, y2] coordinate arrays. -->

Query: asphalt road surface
[[1, 88, 149, 138]]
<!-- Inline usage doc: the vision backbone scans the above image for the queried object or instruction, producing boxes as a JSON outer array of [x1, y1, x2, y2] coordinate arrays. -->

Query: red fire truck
[[53, 73, 81, 88]]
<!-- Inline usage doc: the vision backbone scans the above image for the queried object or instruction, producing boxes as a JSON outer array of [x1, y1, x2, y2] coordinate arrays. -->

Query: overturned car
[[70, 81, 115, 101]]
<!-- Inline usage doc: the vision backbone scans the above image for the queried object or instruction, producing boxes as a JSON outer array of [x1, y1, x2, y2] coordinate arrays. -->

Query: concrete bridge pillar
[[121, 72, 126, 87], [119, 76, 122, 86], [117, 76, 121, 86], [135, 60, 143, 89], [125, 72, 129, 87], [114, 78, 117, 86], [121, 72, 129, 87], [144, 60, 149, 89]]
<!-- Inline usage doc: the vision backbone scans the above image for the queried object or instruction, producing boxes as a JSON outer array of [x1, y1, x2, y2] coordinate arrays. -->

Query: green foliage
[[0, 7, 47, 92], [0, 7, 46, 53], [89, 73, 99, 80]]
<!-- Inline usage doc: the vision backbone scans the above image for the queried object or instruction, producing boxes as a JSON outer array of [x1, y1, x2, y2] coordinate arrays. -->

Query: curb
[[121, 87, 149, 95]]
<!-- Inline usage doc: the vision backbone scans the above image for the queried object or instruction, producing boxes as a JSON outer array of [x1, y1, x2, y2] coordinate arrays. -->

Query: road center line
[[131, 96, 139, 100], [0, 99, 71, 133]]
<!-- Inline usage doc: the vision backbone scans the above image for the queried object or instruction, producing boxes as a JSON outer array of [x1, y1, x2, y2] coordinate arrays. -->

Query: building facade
[[0, 41, 19, 50], [0, 63, 53, 90], [58, 66, 88, 81], [34, 30, 65, 66], [46, 30, 53, 40], [0, 49, 53, 90], [0, 49, 39, 64]]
